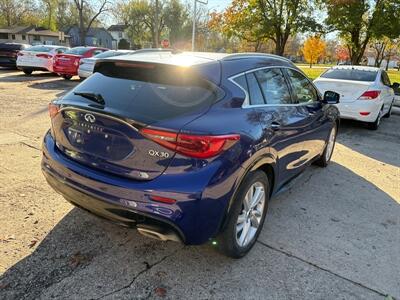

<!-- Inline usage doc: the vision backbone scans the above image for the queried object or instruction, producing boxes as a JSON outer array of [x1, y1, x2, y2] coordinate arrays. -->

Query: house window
[[118, 32, 122, 38], [22, 35, 26, 40], [11, 34, 15, 40], [0, 33, 7, 39], [99, 38, 102, 46], [33, 35, 40, 41]]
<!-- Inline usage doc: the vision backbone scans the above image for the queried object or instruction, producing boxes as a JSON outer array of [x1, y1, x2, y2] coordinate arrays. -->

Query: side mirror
[[322, 91, 340, 104]]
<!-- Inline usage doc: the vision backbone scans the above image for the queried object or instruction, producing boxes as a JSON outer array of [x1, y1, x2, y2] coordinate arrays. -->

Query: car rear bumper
[[77, 68, 92, 78], [335, 100, 382, 122], [41, 131, 237, 245], [0, 57, 17, 67], [53, 65, 78, 76]]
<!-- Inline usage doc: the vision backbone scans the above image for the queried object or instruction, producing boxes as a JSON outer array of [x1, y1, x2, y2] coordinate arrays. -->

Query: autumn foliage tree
[[335, 45, 350, 62], [302, 36, 326, 67]]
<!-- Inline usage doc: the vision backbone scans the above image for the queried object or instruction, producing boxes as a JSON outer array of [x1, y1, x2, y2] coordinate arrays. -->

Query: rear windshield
[[65, 47, 88, 55], [65, 63, 221, 124], [321, 68, 377, 82], [26, 45, 54, 52]]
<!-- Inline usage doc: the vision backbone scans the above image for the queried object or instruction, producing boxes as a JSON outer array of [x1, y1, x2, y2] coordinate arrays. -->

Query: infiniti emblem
[[84, 113, 96, 123]]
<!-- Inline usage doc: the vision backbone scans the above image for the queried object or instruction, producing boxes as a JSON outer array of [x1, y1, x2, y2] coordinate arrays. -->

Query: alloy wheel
[[325, 126, 336, 161], [236, 182, 266, 247]]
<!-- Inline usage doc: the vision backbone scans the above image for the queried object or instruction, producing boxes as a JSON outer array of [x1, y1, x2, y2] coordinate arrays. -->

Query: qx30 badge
[[84, 113, 96, 123], [148, 149, 170, 158]]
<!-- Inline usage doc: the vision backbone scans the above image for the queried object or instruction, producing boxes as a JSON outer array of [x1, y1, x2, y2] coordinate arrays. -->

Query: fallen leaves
[[69, 251, 91, 268], [154, 287, 167, 297]]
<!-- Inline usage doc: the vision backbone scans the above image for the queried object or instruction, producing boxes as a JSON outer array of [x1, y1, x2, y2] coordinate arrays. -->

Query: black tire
[[22, 68, 32, 75], [217, 170, 269, 258], [79, 76, 86, 81], [62, 74, 72, 80], [383, 102, 393, 118], [367, 109, 383, 130], [315, 124, 337, 167]]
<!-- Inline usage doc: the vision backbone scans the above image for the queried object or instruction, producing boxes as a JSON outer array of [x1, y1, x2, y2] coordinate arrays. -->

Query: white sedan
[[78, 49, 134, 79], [17, 45, 69, 75], [314, 66, 397, 130]]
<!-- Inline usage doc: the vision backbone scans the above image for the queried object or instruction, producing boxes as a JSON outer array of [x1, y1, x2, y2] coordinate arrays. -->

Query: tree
[[302, 36, 326, 67], [73, 0, 110, 46], [324, 0, 400, 65], [0, 0, 38, 26], [335, 45, 350, 62], [213, 0, 321, 55]]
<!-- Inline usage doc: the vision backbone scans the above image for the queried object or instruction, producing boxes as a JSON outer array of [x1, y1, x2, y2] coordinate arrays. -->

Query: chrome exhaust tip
[[137, 226, 181, 243]]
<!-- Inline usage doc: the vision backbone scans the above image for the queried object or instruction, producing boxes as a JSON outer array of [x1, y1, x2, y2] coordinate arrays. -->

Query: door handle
[[271, 121, 281, 130]]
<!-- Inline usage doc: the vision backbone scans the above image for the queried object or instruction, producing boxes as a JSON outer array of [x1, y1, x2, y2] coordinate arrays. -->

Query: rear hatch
[[314, 68, 377, 103], [51, 60, 222, 180]]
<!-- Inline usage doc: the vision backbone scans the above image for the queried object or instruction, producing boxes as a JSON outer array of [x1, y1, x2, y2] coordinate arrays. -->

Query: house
[[108, 25, 130, 49], [363, 49, 400, 69], [66, 26, 114, 49], [0, 26, 70, 46]]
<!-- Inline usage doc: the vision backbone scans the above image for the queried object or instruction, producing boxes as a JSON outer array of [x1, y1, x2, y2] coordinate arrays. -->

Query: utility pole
[[191, 0, 208, 51]]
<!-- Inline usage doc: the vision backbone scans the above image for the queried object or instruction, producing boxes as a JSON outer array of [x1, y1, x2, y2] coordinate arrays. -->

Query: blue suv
[[42, 51, 340, 257]]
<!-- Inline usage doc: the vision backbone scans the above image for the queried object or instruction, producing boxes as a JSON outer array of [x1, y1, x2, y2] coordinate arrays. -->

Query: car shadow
[[0, 162, 398, 299], [0, 70, 59, 83], [337, 111, 400, 167], [28, 79, 79, 97]]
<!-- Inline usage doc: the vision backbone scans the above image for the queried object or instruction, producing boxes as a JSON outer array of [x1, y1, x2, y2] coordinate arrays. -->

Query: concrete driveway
[[0, 69, 399, 299]]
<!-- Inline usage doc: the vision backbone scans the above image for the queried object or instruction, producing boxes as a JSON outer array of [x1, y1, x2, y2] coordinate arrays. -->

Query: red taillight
[[358, 90, 380, 100], [36, 53, 52, 59], [140, 128, 240, 159], [359, 112, 370, 116], [48, 103, 60, 119], [150, 195, 177, 204]]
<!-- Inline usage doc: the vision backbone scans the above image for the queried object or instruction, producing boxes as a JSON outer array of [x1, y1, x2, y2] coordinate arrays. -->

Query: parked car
[[393, 82, 400, 107], [314, 66, 397, 130], [42, 52, 340, 258], [53, 46, 108, 80], [78, 49, 134, 79], [16, 45, 69, 75], [0, 43, 30, 68]]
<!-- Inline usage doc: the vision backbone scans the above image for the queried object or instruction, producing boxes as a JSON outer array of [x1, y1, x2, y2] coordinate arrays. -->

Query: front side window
[[286, 69, 318, 103], [254, 68, 291, 105]]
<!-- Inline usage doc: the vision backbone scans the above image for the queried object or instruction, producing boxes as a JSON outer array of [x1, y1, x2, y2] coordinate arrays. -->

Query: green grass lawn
[[297, 65, 400, 83]]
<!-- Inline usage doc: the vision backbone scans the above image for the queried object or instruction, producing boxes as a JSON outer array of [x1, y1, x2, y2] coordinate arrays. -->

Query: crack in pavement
[[94, 246, 185, 300], [256, 240, 387, 298]]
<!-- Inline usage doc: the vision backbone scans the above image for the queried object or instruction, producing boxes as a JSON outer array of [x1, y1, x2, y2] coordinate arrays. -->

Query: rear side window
[[246, 73, 264, 105], [66, 64, 222, 124], [381, 71, 391, 86], [254, 68, 291, 105], [321, 68, 378, 82]]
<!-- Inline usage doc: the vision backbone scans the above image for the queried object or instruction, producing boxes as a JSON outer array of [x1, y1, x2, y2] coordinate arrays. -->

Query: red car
[[53, 46, 108, 79]]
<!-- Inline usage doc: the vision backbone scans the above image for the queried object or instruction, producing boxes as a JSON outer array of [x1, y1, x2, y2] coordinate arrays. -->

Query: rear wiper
[[74, 91, 105, 105]]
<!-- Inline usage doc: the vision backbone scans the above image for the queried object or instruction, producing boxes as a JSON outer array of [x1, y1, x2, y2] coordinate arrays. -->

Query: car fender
[[218, 151, 277, 233]]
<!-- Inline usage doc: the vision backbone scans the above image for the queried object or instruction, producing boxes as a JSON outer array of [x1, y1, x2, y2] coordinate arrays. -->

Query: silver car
[[78, 50, 134, 79]]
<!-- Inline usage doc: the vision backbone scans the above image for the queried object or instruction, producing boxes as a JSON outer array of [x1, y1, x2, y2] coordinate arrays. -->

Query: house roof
[[26, 29, 70, 38], [108, 25, 127, 32], [0, 26, 35, 34], [0, 26, 69, 38]]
